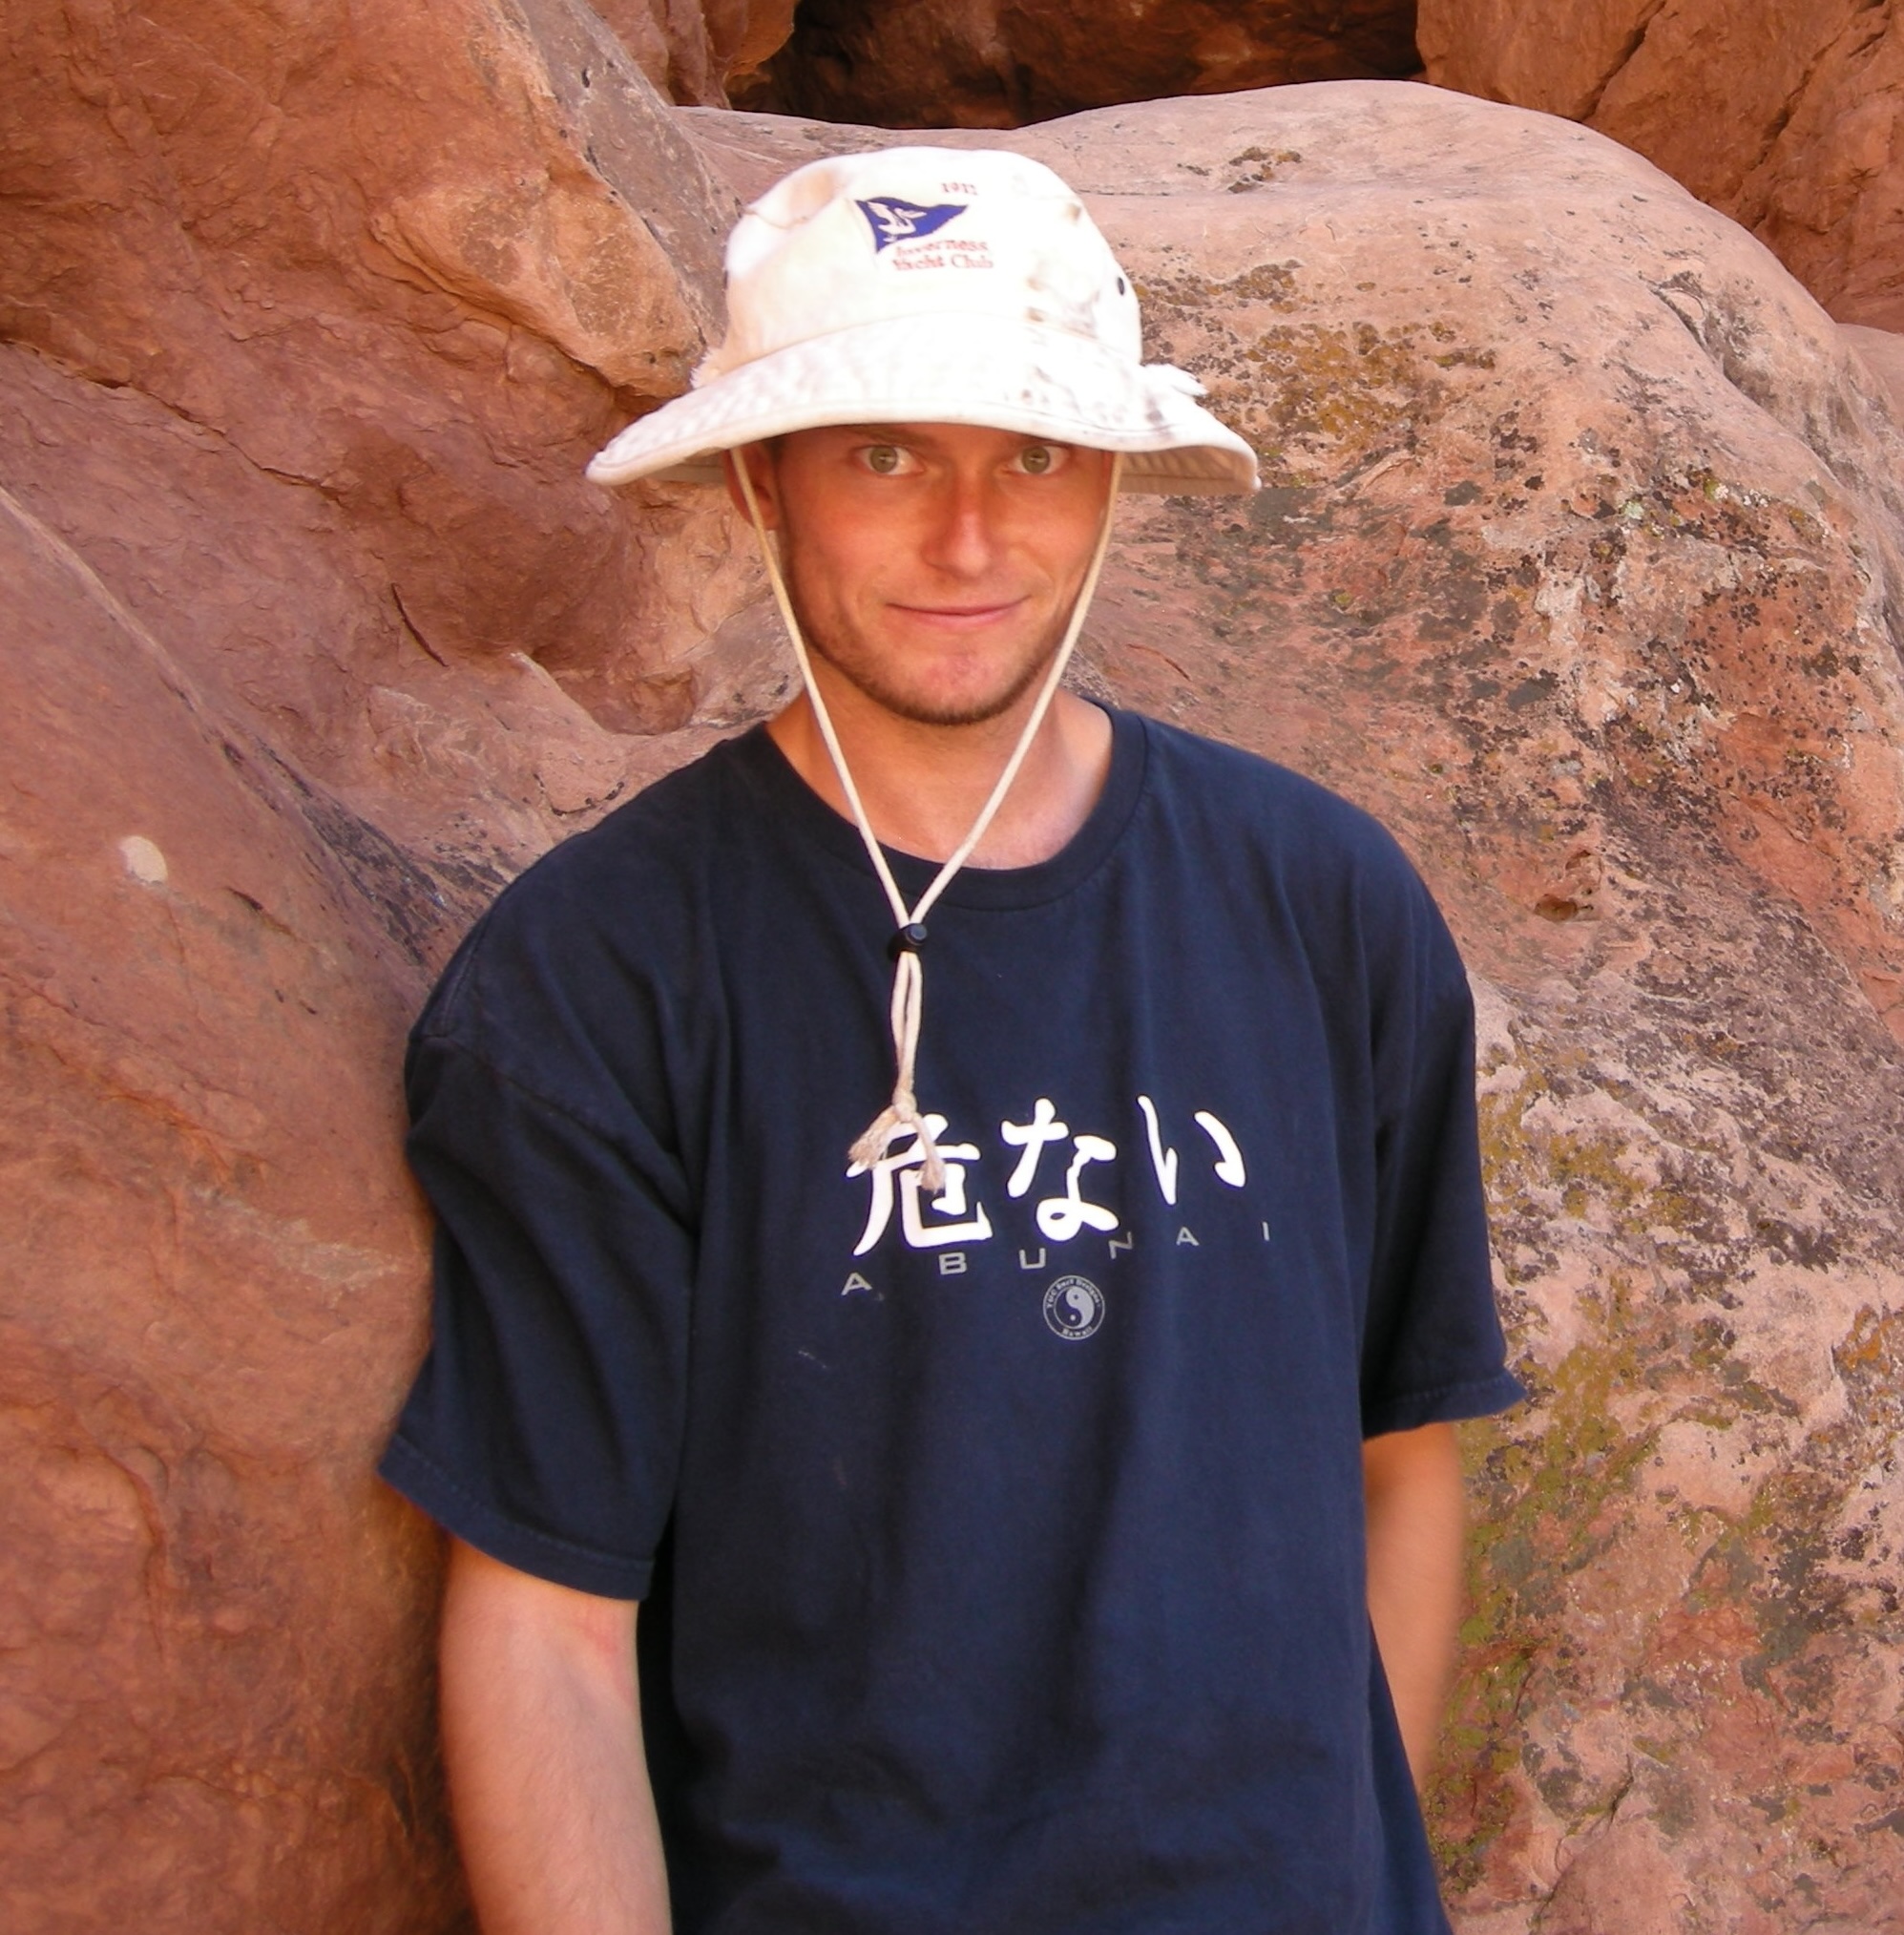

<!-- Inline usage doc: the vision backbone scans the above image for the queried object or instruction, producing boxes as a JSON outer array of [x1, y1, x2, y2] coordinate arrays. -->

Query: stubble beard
[[779, 535, 1076, 730]]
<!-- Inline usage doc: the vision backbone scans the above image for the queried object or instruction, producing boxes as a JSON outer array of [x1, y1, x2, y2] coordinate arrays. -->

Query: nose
[[917, 468, 1003, 581]]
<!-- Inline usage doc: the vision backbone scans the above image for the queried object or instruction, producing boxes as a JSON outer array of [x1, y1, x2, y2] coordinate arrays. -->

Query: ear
[[722, 444, 780, 528]]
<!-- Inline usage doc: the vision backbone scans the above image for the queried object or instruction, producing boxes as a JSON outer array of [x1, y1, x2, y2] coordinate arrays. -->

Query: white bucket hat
[[588, 148, 1257, 1188], [586, 145, 1258, 494]]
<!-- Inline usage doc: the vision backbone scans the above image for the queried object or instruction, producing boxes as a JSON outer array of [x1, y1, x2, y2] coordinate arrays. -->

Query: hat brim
[[586, 314, 1258, 495]]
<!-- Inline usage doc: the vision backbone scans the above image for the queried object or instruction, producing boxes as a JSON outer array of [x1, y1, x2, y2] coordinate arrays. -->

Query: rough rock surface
[[8, 39, 1904, 1935], [1419, 0, 1904, 330], [1847, 321, 1904, 422], [591, 0, 796, 103], [0, 414, 466, 1932], [0, 1, 771, 1926], [693, 83, 1904, 1932], [742, 0, 1420, 129], [0, 0, 776, 731]]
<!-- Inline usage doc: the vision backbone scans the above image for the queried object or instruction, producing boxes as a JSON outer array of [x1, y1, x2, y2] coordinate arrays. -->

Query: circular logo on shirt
[[1043, 1275, 1105, 1340]]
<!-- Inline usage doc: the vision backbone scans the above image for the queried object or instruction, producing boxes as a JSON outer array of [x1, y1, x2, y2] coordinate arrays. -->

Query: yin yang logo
[[1042, 1274, 1105, 1341]]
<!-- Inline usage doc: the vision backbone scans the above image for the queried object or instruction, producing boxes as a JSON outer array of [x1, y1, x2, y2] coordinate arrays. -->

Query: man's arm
[[1362, 1420, 1467, 1790], [439, 1538, 671, 1934]]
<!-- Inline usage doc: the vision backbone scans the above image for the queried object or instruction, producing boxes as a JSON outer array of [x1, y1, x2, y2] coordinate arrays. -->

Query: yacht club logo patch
[[857, 197, 967, 252], [1043, 1275, 1105, 1340]]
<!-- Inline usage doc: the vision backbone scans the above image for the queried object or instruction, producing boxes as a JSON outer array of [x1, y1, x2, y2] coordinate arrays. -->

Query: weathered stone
[[0, 0, 756, 702], [1419, 0, 1904, 329], [743, 0, 1420, 129], [9, 38, 1904, 1935], [1844, 322, 1904, 420], [590, 0, 796, 102], [0, 395, 466, 1928], [0, 317, 748, 1929], [0, 1, 756, 1924], [691, 81, 1904, 1928]]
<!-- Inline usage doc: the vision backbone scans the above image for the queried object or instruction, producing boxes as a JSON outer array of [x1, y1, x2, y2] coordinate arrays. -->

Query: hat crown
[[700, 147, 1142, 386]]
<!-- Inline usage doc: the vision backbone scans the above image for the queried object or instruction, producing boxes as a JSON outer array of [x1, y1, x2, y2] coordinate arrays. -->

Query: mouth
[[888, 597, 1029, 631]]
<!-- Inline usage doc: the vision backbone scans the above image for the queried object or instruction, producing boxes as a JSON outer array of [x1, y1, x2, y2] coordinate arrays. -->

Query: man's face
[[730, 422, 1115, 728]]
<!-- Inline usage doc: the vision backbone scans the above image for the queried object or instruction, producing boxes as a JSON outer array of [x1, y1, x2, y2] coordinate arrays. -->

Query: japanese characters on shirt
[[843, 1094, 1259, 1315]]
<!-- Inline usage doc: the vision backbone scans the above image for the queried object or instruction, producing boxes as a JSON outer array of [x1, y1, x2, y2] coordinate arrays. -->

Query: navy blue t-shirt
[[382, 709, 1520, 1933]]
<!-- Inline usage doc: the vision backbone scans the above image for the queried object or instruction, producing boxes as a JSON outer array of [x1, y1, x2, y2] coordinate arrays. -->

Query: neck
[[767, 682, 1113, 868]]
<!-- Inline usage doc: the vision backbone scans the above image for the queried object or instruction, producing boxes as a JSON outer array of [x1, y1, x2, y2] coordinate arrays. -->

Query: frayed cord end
[[847, 1094, 947, 1193]]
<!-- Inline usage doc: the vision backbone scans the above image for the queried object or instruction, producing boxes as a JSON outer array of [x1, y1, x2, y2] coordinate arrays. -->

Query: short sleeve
[[1357, 873, 1522, 1437], [379, 1017, 697, 1601]]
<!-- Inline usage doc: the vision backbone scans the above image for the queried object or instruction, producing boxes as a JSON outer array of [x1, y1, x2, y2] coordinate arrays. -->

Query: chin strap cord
[[732, 450, 1123, 1191]]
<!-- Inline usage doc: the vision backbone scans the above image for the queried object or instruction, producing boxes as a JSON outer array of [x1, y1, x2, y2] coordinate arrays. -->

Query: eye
[[1015, 443, 1065, 474], [859, 443, 914, 475]]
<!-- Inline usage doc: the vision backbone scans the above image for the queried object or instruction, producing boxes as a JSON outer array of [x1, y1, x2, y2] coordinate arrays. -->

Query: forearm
[[440, 1540, 671, 1935], [1362, 1421, 1466, 1790]]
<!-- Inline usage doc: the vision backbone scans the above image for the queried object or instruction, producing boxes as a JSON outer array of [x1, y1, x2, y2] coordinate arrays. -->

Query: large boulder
[[0, 0, 760, 1925], [1419, 0, 1904, 330], [743, 0, 1419, 128], [590, 0, 796, 103], [692, 81, 1904, 1930], [0, 336, 747, 1930], [0, 379, 466, 1931], [6, 33, 1904, 1935], [0, 0, 770, 729]]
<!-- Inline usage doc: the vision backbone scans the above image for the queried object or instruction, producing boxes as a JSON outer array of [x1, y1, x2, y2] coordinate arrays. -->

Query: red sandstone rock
[[0, 324, 749, 1935], [1419, 0, 1904, 329], [691, 84, 1904, 1929], [1738, 8, 1904, 332], [0, 385, 465, 1927], [743, 0, 1420, 128], [591, 0, 797, 103], [1844, 322, 1904, 420], [0, 0, 766, 726], [0, 1, 758, 1925], [8, 29, 1904, 1935]]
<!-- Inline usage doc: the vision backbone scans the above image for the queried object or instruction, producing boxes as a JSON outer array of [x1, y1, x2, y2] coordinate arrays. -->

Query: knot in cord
[[732, 449, 1123, 1188], [846, 946, 945, 1189]]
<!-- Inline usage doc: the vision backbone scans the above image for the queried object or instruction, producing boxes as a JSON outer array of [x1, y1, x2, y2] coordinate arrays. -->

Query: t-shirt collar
[[733, 704, 1149, 912]]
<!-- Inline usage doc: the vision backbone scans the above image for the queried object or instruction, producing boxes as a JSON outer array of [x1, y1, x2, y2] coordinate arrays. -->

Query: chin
[[891, 695, 1028, 728], [799, 605, 1067, 729], [870, 660, 1058, 728]]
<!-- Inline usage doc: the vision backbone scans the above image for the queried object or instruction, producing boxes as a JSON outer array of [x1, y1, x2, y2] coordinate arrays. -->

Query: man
[[381, 146, 1521, 1933]]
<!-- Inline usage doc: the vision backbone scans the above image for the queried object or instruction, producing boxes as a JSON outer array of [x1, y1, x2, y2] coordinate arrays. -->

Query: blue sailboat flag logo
[[856, 198, 967, 252]]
